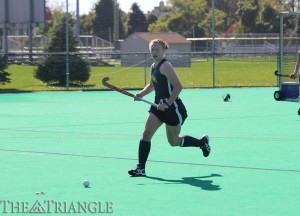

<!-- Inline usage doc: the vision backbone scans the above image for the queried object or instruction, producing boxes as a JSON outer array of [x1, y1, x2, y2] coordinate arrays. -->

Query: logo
[[152, 74, 158, 83]]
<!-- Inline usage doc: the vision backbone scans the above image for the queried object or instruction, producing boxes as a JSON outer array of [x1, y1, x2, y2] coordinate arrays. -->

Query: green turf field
[[0, 88, 299, 215]]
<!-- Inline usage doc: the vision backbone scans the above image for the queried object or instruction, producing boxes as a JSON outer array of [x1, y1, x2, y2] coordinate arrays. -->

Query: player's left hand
[[157, 99, 169, 111], [289, 73, 297, 79]]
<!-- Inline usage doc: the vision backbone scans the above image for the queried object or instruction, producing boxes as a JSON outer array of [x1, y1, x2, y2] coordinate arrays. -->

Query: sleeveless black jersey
[[151, 59, 172, 103], [149, 58, 188, 126]]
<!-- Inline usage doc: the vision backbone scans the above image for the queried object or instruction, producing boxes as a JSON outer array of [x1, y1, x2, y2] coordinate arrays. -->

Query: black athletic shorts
[[149, 97, 188, 126]]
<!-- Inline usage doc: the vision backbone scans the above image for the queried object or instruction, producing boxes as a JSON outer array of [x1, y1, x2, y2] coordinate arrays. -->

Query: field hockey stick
[[274, 70, 300, 78], [102, 77, 158, 107]]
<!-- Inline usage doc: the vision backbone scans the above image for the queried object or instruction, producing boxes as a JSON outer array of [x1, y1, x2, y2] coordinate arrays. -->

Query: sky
[[48, 0, 167, 14]]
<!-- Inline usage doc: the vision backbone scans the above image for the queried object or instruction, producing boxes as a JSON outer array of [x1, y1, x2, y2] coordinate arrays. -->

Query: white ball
[[83, 180, 90, 187]]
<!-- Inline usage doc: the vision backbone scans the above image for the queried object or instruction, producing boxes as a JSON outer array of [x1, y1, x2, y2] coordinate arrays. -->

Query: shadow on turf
[[143, 174, 222, 191]]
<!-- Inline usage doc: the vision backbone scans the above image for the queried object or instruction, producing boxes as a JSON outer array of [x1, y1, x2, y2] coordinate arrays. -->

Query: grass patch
[[0, 59, 277, 92]]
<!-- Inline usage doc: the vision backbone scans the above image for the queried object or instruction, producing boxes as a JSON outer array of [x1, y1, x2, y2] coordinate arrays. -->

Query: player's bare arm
[[290, 50, 300, 78], [135, 80, 154, 100], [160, 61, 183, 106]]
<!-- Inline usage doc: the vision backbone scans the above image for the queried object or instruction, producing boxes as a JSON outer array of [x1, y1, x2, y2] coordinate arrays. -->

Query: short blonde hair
[[149, 39, 169, 51]]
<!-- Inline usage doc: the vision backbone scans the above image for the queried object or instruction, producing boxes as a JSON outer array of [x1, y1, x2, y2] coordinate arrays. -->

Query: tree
[[258, 4, 280, 33], [92, 0, 126, 42], [118, 10, 127, 40], [148, 14, 171, 32], [149, 0, 225, 37], [92, 0, 114, 41], [35, 14, 90, 86], [209, 0, 239, 33], [168, 15, 189, 35], [238, 0, 260, 32], [80, 13, 95, 35], [0, 55, 11, 85], [281, 0, 299, 12], [127, 3, 148, 35], [146, 13, 158, 26]]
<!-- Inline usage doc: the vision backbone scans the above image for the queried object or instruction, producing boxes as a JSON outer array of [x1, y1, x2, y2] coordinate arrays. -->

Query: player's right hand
[[134, 93, 142, 101], [289, 73, 297, 79]]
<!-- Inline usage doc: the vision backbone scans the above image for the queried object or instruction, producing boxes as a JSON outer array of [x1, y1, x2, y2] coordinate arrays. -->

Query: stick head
[[102, 77, 110, 85]]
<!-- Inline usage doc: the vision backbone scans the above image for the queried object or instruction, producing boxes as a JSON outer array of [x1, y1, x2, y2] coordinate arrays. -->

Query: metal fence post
[[212, 0, 216, 88], [66, 0, 70, 90]]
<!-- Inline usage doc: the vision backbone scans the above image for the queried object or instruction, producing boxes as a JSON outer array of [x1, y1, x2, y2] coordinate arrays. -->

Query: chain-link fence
[[0, 51, 278, 92]]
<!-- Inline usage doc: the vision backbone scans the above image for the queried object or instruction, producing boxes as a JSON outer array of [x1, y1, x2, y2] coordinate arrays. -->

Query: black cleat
[[200, 135, 210, 157], [128, 165, 146, 177]]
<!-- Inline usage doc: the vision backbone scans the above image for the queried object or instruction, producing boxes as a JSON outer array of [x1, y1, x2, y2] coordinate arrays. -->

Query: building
[[0, 0, 45, 36], [151, 1, 170, 17], [0, 0, 45, 53], [120, 32, 191, 67]]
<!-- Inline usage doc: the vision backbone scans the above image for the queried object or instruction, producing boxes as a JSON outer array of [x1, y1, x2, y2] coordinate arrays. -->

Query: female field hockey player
[[128, 39, 211, 177]]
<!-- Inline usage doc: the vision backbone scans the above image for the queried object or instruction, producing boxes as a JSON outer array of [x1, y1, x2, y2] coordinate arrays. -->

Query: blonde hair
[[149, 39, 169, 51]]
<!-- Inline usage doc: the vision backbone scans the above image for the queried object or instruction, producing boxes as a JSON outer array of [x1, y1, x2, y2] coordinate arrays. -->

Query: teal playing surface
[[0, 88, 299, 215]]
